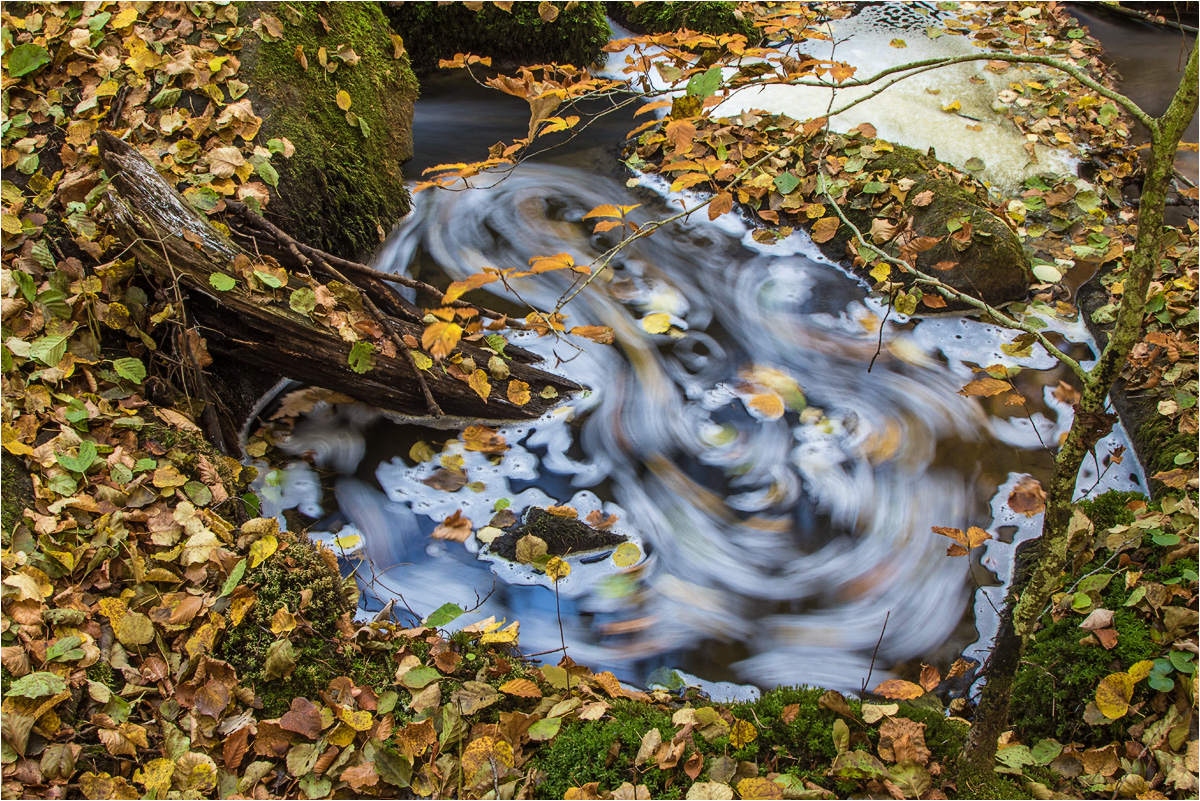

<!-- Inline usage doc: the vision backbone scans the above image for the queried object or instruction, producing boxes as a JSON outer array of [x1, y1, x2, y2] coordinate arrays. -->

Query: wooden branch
[[95, 132, 582, 429]]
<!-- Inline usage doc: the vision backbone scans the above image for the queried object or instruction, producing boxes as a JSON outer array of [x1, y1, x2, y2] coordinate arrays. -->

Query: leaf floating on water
[[432, 510, 472, 542], [1007, 475, 1047, 516], [544, 556, 571, 582], [515, 535, 548, 565], [747, 392, 785, 421], [613, 542, 641, 567], [958, 376, 1012, 397], [462, 425, 507, 454], [642, 313, 672, 334], [931, 525, 991, 556]]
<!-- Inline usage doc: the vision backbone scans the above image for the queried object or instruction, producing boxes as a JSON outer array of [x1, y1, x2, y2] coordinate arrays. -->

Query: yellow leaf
[[412, 351, 432, 371], [229, 592, 256, 627], [443, 272, 498, 303], [1127, 660, 1154, 683], [959, 376, 1012, 397], [545, 556, 571, 582], [422, 321, 462, 360], [870, 263, 892, 283], [729, 719, 757, 749], [468, 369, 491, 402], [583, 204, 624, 219], [481, 619, 519, 645], [328, 722, 357, 747], [133, 758, 174, 796], [1095, 672, 1135, 719], [811, 215, 839, 243], [339, 707, 373, 731], [613, 542, 641, 567], [249, 534, 278, 569], [507, 379, 532, 406], [112, 7, 139, 28], [737, 778, 783, 799], [336, 90, 352, 111], [641, 313, 672, 334], [98, 597, 129, 624], [528, 252, 578, 274], [747, 392, 785, 420], [271, 605, 296, 635], [942, 100, 962, 112]]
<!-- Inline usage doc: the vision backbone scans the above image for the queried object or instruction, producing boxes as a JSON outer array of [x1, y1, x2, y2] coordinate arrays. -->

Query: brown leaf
[[931, 525, 992, 557], [569, 325, 615, 345], [421, 468, 467, 493], [1052, 380, 1081, 406], [708, 191, 734, 221], [684, 751, 704, 780], [280, 697, 323, 739], [780, 704, 800, 725], [432, 510, 472, 542], [911, 190, 935, 207], [341, 761, 379, 790], [811, 215, 840, 243], [872, 679, 925, 700], [1007, 475, 1047, 517], [223, 726, 250, 771], [1095, 628, 1119, 649], [818, 690, 856, 720], [945, 658, 975, 680], [499, 678, 542, 698], [919, 664, 941, 693], [463, 425, 507, 454], [958, 376, 1012, 397], [664, 119, 696, 153], [878, 717, 931, 764], [434, 650, 462, 674]]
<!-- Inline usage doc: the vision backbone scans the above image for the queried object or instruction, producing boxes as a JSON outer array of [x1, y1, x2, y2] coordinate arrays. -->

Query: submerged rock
[[488, 507, 628, 562]]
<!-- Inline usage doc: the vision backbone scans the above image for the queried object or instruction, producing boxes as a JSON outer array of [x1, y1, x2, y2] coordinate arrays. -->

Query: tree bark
[[961, 39, 1199, 776], [95, 132, 582, 448]]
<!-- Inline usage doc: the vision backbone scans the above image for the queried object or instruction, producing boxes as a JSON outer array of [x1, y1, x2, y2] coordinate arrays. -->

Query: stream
[[254, 6, 1193, 700]]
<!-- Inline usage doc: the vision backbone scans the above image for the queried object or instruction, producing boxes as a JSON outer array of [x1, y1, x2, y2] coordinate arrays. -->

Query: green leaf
[[964, 157, 986, 172], [256, 160, 279, 188], [1168, 650, 1195, 674], [1151, 530, 1181, 546], [773, 172, 800, 195], [425, 602, 465, 628], [110, 463, 133, 485], [377, 690, 399, 715], [45, 636, 85, 663], [5, 671, 67, 699], [374, 746, 412, 789], [210, 273, 237, 291], [184, 480, 212, 506], [221, 559, 247, 597], [485, 334, 510, 359], [112, 357, 146, 384], [56, 440, 98, 474], [401, 666, 440, 689], [253, 270, 284, 289], [8, 44, 51, 77], [29, 333, 70, 367], [357, 117, 370, 139], [348, 341, 375, 374], [1030, 739, 1063, 765], [13, 269, 36, 303], [150, 86, 183, 108], [289, 287, 317, 315], [685, 66, 722, 99], [861, 181, 887, 194], [528, 716, 563, 741], [264, 638, 297, 680]]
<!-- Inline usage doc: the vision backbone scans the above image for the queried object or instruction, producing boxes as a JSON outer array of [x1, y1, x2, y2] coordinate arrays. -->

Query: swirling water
[[267, 146, 1141, 698]]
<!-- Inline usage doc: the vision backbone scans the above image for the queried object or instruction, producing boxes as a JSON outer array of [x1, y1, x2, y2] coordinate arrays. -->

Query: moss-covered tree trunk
[[961, 39, 1198, 782]]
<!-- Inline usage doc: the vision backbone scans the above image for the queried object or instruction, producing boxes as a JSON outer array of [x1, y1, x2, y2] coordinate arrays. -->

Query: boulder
[[237, 2, 418, 261]]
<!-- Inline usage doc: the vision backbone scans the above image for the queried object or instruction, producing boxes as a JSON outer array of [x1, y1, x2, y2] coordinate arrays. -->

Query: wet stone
[[488, 507, 627, 562]]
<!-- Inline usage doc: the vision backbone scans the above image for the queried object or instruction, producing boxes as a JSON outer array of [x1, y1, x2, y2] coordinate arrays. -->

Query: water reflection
[[259, 160, 1140, 696]]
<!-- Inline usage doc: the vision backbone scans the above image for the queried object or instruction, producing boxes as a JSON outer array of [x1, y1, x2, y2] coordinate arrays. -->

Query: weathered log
[[95, 132, 582, 442]]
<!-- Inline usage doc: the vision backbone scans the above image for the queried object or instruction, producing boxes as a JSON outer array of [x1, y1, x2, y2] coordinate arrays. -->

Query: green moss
[[1135, 413, 1194, 479], [383, 1, 610, 73], [216, 534, 358, 717], [533, 700, 680, 799], [1078, 489, 1145, 531], [609, 1, 757, 39], [1, 452, 34, 545], [238, 1, 418, 260]]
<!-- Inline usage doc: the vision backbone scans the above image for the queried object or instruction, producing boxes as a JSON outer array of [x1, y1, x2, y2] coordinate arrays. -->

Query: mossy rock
[[383, 1, 611, 74], [608, 1, 757, 39], [826, 142, 1032, 310], [1, 452, 34, 547], [216, 533, 357, 716], [489, 507, 627, 562], [236, 1, 418, 260]]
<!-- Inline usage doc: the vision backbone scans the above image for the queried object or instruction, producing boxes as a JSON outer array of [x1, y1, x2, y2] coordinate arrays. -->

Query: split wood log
[[95, 132, 582, 441]]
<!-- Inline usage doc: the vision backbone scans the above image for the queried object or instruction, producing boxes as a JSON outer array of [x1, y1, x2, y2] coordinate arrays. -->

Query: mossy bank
[[236, 1, 418, 260], [383, 1, 611, 74], [608, 1, 758, 39]]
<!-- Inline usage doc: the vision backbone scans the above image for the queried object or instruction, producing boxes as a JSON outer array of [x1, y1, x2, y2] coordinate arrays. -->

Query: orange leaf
[[499, 678, 542, 698], [462, 425, 507, 454], [528, 252, 582, 274], [747, 392, 785, 420], [421, 321, 462, 360], [872, 679, 925, 700], [545, 505, 578, 518], [635, 100, 673, 117], [443, 273, 499, 304], [432, 510, 472, 542], [708, 191, 733, 221], [931, 525, 992, 557], [919, 664, 941, 693], [568, 325, 615, 345], [583, 204, 624, 220], [811, 216, 839, 243], [664, 119, 696, 153]]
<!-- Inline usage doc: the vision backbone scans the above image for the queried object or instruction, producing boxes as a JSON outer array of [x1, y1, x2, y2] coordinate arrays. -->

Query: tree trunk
[[961, 39, 1199, 777], [95, 132, 582, 450]]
